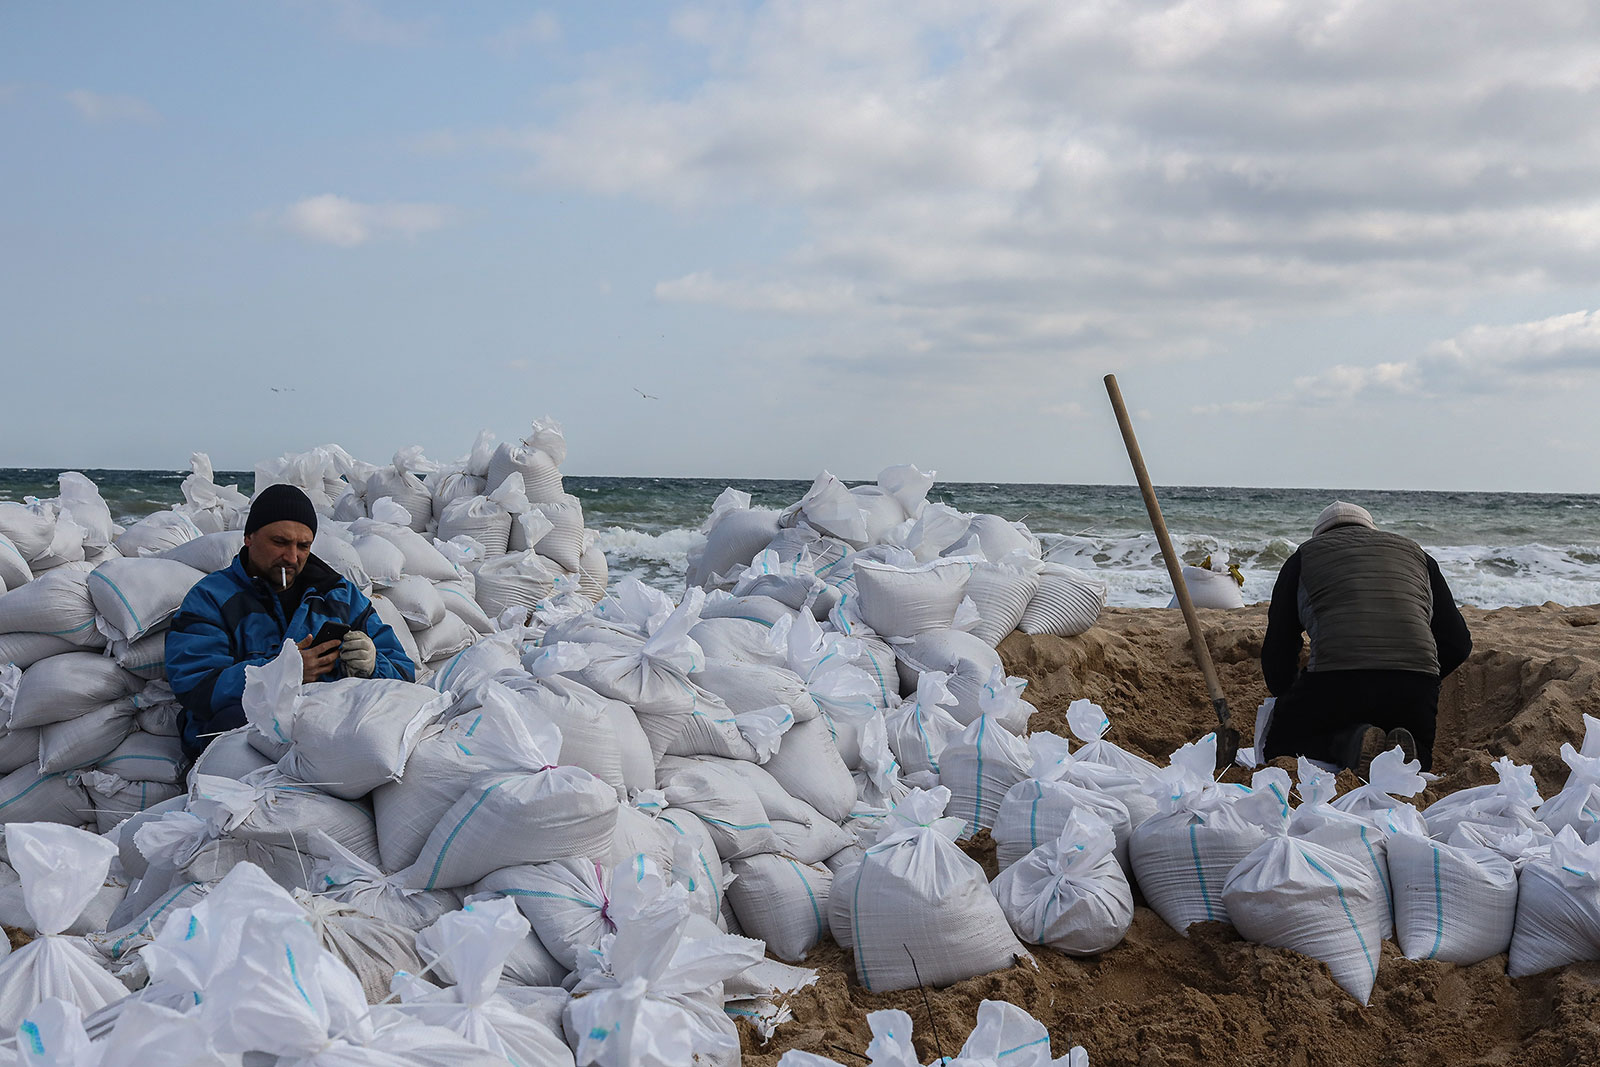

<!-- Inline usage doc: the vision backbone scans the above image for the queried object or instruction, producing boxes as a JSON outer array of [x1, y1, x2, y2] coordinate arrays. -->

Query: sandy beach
[[744, 601, 1600, 1067]]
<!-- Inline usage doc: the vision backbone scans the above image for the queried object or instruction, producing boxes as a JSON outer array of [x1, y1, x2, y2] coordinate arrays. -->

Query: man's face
[[243, 520, 315, 588]]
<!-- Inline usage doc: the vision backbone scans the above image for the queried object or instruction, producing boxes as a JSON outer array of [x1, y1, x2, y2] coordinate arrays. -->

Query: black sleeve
[[1260, 550, 1304, 697], [1428, 556, 1472, 677]]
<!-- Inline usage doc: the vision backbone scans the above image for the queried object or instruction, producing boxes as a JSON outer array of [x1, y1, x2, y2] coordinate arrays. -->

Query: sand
[[742, 602, 1600, 1066]]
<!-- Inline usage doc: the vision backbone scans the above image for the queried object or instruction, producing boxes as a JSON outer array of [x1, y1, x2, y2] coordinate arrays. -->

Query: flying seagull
[[270, 387, 297, 393], [634, 388, 660, 400]]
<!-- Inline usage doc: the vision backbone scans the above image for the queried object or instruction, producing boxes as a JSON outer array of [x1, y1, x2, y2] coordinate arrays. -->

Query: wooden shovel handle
[[1103, 374, 1231, 727]]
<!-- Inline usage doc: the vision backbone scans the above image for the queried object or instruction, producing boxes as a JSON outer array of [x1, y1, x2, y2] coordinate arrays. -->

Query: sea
[[3, 469, 1597, 610]]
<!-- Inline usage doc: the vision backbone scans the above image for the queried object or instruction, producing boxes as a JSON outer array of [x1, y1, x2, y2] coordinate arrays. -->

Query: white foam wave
[[592, 522, 1600, 610]]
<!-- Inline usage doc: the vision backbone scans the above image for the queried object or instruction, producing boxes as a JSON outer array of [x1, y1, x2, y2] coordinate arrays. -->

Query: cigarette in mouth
[[280, 566, 288, 589]]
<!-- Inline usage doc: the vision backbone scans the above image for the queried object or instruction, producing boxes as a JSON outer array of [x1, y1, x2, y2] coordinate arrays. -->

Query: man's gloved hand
[[340, 629, 377, 678]]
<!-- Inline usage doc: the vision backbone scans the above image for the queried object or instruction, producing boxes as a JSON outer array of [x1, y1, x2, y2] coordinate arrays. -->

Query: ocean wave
[[594, 523, 1600, 610]]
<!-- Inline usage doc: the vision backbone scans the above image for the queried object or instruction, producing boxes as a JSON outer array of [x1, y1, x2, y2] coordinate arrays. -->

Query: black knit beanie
[[245, 484, 319, 536]]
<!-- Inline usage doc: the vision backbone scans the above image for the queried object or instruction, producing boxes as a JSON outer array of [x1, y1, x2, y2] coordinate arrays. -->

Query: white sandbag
[[299, 890, 426, 1005], [772, 811, 855, 865], [1539, 714, 1600, 842], [1168, 559, 1246, 610], [844, 484, 906, 544], [562, 588, 706, 757], [39, 698, 137, 772], [993, 777, 1134, 874], [111, 509, 202, 560], [893, 628, 1004, 726], [0, 568, 104, 648], [310, 835, 460, 932], [487, 421, 566, 498], [992, 808, 1134, 955], [0, 724, 38, 776], [473, 550, 558, 618], [884, 671, 965, 780], [1129, 737, 1277, 935], [1017, 563, 1107, 637], [657, 760, 782, 860], [941, 715, 1032, 836], [477, 859, 615, 971], [354, 532, 406, 587], [384, 574, 447, 629], [431, 629, 525, 697], [727, 854, 833, 962], [188, 727, 274, 780], [0, 534, 33, 592], [98, 730, 185, 783], [12, 652, 140, 728], [110, 629, 167, 679], [436, 579, 495, 633], [186, 766, 381, 865], [693, 659, 816, 721], [1508, 829, 1600, 980], [310, 527, 373, 593], [686, 492, 782, 589], [132, 683, 183, 737], [0, 633, 77, 670], [0, 501, 59, 562], [962, 557, 1042, 647], [1065, 699, 1162, 782], [497, 668, 630, 799], [86, 558, 205, 645], [360, 447, 438, 532], [609, 802, 677, 871], [0, 763, 91, 826], [355, 511, 462, 582], [1422, 756, 1545, 841], [853, 557, 975, 639], [394, 898, 576, 1063], [762, 717, 857, 824], [1332, 746, 1431, 835], [1286, 759, 1397, 940], [1028, 730, 1158, 833], [0, 824, 127, 1029], [412, 612, 477, 663], [369, 593, 425, 675], [437, 475, 527, 557], [689, 617, 787, 668], [655, 807, 727, 922], [519, 494, 585, 572], [242, 640, 443, 799], [699, 593, 795, 628], [781, 472, 870, 548], [1223, 831, 1386, 1003], [0, 859, 124, 938], [174, 453, 249, 533], [82, 770, 184, 834], [403, 765, 619, 891], [577, 538, 607, 602], [565, 864, 761, 1067], [373, 679, 564, 871], [836, 787, 1029, 992], [1387, 830, 1517, 964]]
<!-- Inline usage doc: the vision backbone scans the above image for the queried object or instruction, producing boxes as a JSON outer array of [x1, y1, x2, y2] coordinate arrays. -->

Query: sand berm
[[743, 602, 1600, 1067]]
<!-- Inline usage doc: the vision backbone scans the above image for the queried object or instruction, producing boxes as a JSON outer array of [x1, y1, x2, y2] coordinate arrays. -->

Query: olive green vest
[[1297, 524, 1438, 674]]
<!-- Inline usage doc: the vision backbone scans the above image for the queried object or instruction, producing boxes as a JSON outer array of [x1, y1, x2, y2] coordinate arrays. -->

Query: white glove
[[340, 629, 377, 678]]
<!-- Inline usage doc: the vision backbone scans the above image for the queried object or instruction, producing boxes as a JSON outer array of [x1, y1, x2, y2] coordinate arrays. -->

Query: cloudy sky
[[4, 1, 1599, 492]]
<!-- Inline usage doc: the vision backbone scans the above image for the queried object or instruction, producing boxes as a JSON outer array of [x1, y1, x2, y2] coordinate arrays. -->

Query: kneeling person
[[166, 484, 416, 757]]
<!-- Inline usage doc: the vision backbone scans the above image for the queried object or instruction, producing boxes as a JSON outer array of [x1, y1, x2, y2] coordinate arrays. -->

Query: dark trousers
[[180, 699, 247, 760], [1262, 669, 1441, 771]]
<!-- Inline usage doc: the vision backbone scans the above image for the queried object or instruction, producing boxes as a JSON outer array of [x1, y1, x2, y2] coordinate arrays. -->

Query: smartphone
[[313, 621, 351, 646]]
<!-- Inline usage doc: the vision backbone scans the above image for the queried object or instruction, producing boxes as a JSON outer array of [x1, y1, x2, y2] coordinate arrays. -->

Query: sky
[[3, 1, 1600, 493]]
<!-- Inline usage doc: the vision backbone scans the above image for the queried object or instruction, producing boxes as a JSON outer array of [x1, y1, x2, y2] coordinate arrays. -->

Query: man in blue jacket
[[166, 483, 415, 758]]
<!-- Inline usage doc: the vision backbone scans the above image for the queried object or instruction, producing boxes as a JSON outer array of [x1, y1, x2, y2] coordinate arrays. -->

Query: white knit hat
[[1313, 500, 1376, 537]]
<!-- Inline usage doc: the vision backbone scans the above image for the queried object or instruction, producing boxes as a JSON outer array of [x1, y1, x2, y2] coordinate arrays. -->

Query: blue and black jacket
[[166, 551, 414, 757]]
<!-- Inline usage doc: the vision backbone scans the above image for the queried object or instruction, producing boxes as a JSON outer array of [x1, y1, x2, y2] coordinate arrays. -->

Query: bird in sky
[[269, 387, 296, 393], [634, 388, 660, 400]]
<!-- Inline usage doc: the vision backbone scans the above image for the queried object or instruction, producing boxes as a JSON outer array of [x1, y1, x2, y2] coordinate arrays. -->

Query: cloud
[[293, 0, 429, 46], [64, 90, 159, 124], [1194, 308, 1600, 413], [459, 0, 1600, 390], [490, 12, 560, 53], [279, 195, 453, 247]]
